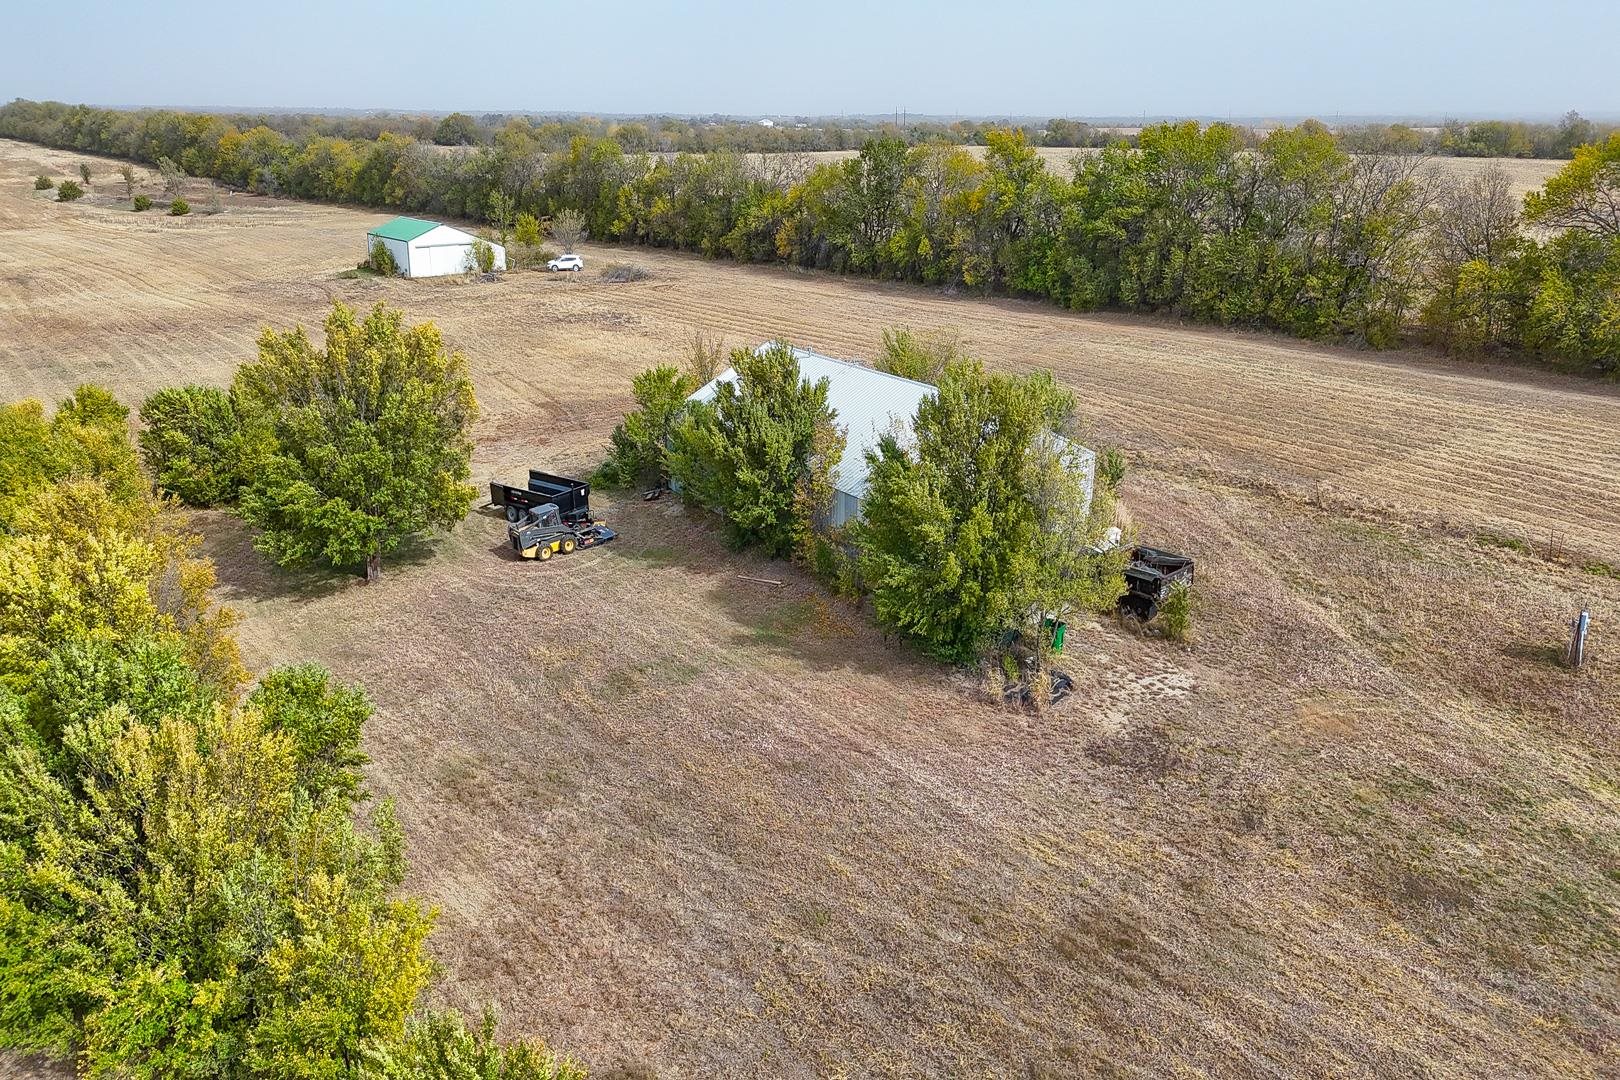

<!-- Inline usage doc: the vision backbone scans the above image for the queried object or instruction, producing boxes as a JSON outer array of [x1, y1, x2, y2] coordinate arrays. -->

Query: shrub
[[465, 238, 496, 274], [366, 1009, 586, 1080], [600, 262, 650, 282], [1157, 582, 1194, 642], [668, 342, 845, 557], [118, 163, 136, 196], [33, 175, 53, 190], [78, 162, 91, 184], [513, 211, 542, 247], [1098, 447, 1127, 491], [684, 331, 725, 385], [132, 194, 152, 211], [875, 326, 961, 383], [369, 238, 399, 276], [137, 385, 249, 506], [55, 179, 84, 201], [169, 198, 190, 216], [510, 244, 556, 270]]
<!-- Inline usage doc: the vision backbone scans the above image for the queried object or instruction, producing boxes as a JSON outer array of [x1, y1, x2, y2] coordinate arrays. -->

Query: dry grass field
[[2, 137, 1618, 1078]]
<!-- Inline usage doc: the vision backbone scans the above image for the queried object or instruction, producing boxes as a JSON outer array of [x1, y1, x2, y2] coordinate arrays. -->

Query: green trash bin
[[1044, 618, 1067, 652]]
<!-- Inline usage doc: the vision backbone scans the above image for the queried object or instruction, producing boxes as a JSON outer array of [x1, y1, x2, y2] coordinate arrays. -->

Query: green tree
[[1525, 132, 1620, 238], [486, 189, 516, 246], [465, 238, 496, 274], [234, 302, 479, 582], [1422, 165, 1534, 353], [156, 155, 186, 196], [118, 162, 136, 196], [247, 663, 370, 805], [138, 385, 251, 506], [595, 365, 695, 489], [54, 179, 84, 201], [1522, 231, 1620, 373], [77, 162, 91, 184], [853, 360, 1121, 662], [513, 211, 542, 247], [433, 112, 481, 147], [0, 384, 145, 530], [668, 343, 844, 557], [32, 175, 52, 190]]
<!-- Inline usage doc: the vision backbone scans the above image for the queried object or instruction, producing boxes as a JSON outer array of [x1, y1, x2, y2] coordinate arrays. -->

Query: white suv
[[548, 253, 584, 272]]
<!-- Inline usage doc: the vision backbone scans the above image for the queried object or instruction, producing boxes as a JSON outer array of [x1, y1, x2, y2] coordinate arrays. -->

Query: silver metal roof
[[688, 345, 1096, 510], [689, 345, 937, 504]]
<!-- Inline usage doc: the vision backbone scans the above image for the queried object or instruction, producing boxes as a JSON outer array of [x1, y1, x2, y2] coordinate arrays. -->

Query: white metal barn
[[365, 217, 506, 278], [687, 345, 1096, 527]]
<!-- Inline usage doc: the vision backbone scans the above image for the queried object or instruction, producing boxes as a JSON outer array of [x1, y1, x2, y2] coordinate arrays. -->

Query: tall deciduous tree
[[234, 302, 478, 582], [1525, 132, 1620, 238], [668, 343, 844, 557], [853, 360, 1121, 663]]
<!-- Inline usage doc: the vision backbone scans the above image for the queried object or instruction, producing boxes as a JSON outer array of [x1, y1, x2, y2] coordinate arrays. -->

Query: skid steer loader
[[508, 502, 616, 561]]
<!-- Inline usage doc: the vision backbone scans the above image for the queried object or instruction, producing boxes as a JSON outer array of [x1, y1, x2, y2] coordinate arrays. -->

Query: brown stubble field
[[2, 136, 1618, 1077]]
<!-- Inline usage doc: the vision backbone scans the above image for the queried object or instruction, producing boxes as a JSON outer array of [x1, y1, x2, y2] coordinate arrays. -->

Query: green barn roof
[[367, 216, 440, 242]]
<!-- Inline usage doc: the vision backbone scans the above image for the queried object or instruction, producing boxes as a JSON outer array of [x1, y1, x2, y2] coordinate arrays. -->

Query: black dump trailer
[[1120, 546, 1195, 621], [489, 470, 593, 523]]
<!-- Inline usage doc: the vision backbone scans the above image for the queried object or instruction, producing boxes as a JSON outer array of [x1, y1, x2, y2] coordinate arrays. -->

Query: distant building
[[365, 217, 506, 279], [758, 118, 775, 127], [686, 345, 1095, 527]]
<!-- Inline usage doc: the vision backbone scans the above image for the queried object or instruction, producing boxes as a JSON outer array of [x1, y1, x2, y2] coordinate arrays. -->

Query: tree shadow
[[196, 509, 447, 605]]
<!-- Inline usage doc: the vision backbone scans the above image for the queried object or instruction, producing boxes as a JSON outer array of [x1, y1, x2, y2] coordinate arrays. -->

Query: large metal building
[[365, 216, 506, 278], [687, 345, 1095, 527]]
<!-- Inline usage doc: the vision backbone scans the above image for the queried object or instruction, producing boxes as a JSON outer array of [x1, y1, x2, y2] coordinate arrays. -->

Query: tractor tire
[[537, 545, 553, 561], [505, 505, 521, 523], [561, 537, 577, 554]]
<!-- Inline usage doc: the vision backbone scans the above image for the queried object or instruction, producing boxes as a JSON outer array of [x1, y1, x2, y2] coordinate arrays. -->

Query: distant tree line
[[3, 100, 1615, 373], [4, 98, 1610, 160], [1340, 112, 1614, 159]]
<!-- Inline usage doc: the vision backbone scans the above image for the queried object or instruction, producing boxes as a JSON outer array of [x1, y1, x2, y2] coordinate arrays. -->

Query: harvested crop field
[[2, 136, 1617, 1077]]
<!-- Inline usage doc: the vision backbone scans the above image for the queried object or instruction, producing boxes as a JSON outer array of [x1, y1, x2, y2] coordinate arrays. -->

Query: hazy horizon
[[8, 0, 1618, 119]]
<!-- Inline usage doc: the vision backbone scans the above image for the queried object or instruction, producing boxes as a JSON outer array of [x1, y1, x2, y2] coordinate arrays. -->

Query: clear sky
[[6, 0, 1616, 119]]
